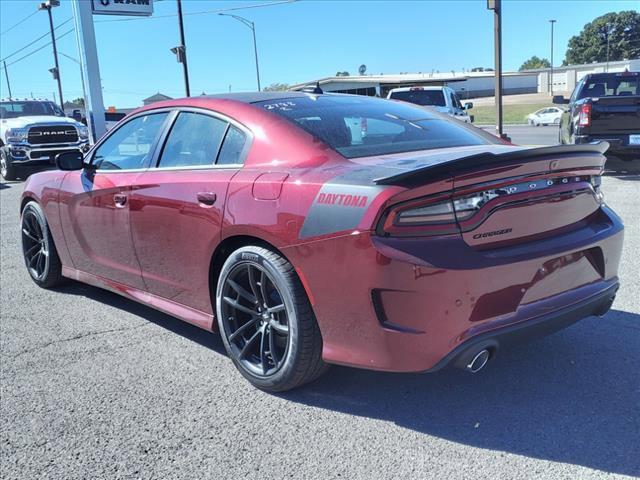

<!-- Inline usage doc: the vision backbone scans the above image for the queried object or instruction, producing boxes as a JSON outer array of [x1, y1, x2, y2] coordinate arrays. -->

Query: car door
[[58, 111, 170, 289], [129, 109, 250, 315]]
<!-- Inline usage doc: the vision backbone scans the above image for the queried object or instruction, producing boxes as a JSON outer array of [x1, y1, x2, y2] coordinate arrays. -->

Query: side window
[[452, 93, 463, 110], [92, 113, 168, 170], [158, 112, 228, 168], [570, 79, 583, 103], [217, 125, 248, 165]]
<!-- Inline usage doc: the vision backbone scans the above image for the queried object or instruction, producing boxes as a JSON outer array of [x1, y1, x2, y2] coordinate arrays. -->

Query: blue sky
[[0, 0, 637, 107]]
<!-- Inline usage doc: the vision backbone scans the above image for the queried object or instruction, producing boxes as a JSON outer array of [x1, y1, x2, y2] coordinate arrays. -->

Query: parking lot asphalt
[[1, 166, 639, 478]]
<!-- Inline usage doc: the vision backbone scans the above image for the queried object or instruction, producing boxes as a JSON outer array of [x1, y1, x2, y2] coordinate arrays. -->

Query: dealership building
[[290, 59, 640, 98]]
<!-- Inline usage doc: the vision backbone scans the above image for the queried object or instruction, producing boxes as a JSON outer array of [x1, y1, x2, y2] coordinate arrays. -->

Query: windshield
[[388, 89, 446, 107], [579, 73, 639, 99], [0, 101, 65, 119], [257, 94, 488, 159]]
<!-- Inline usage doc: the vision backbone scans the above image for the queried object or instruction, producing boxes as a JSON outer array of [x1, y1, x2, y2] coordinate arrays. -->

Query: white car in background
[[526, 107, 563, 126], [387, 86, 474, 123]]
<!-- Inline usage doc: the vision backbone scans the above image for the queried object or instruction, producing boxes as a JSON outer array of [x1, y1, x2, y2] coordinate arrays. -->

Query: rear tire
[[21, 201, 65, 288], [216, 245, 328, 392], [1, 149, 18, 181]]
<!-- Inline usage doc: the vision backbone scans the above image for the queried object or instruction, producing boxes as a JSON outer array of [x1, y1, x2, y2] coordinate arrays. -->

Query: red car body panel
[[21, 94, 624, 372]]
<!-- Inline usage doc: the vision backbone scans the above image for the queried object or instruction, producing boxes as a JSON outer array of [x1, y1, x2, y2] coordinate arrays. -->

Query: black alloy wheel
[[22, 208, 49, 281], [20, 201, 64, 288], [220, 262, 290, 377], [216, 246, 327, 391]]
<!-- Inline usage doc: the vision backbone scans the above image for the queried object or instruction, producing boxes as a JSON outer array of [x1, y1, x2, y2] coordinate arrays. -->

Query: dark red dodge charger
[[20, 92, 623, 391]]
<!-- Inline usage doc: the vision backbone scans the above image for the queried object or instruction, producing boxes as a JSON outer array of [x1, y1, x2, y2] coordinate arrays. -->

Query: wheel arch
[[20, 195, 38, 213], [208, 235, 306, 321]]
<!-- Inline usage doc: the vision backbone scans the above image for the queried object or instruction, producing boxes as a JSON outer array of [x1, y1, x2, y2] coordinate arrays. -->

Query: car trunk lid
[[374, 143, 607, 247]]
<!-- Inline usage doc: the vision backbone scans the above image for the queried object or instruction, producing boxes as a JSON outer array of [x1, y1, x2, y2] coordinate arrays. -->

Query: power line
[[0, 10, 39, 37], [0, 17, 73, 63], [95, 0, 297, 23], [2, 28, 75, 69]]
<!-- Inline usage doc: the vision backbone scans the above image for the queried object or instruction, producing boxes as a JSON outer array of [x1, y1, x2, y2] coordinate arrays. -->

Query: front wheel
[[21, 201, 65, 288], [216, 246, 327, 392]]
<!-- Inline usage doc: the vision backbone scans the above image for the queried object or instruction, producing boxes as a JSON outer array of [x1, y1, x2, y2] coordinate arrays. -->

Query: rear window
[[388, 89, 446, 107], [257, 95, 487, 159], [579, 73, 639, 98]]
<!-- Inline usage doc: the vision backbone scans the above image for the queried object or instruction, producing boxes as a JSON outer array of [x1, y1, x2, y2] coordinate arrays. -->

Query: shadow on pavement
[[57, 280, 226, 355], [279, 309, 640, 476], [55, 279, 640, 476]]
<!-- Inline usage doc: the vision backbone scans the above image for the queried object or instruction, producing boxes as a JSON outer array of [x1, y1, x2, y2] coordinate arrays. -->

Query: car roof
[[388, 86, 446, 93], [202, 91, 322, 104]]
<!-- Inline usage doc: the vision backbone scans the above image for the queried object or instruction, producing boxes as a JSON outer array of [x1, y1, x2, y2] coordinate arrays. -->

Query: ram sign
[[92, 0, 153, 17]]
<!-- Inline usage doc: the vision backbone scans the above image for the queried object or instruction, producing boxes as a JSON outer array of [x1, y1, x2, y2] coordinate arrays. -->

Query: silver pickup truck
[[1, 99, 90, 181]]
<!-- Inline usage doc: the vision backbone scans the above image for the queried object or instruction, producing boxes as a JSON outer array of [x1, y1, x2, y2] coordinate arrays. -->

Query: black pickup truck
[[554, 71, 640, 160]]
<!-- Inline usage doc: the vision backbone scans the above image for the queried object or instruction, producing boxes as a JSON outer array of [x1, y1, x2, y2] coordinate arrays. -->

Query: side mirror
[[552, 95, 568, 105], [464, 102, 474, 110], [55, 151, 85, 171]]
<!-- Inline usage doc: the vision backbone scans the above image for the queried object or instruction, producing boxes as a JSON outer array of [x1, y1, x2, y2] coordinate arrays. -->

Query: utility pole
[[3, 61, 12, 99], [39, 0, 64, 111], [549, 19, 556, 96], [604, 23, 613, 72], [219, 13, 261, 91], [487, 0, 505, 139], [175, 0, 190, 97]]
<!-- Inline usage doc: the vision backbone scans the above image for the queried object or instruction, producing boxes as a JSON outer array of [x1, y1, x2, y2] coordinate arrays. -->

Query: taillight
[[379, 175, 600, 237], [578, 103, 591, 127]]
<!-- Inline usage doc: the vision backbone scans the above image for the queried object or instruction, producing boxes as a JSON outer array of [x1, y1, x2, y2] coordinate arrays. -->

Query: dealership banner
[[92, 0, 153, 17]]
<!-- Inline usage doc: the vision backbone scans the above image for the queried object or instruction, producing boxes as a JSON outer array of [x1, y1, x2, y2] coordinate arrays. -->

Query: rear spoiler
[[373, 142, 609, 187]]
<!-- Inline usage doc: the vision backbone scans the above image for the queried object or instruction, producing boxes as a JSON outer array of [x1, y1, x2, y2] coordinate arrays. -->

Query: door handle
[[197, 192, 217, 206], [114, 193, 127, 208]]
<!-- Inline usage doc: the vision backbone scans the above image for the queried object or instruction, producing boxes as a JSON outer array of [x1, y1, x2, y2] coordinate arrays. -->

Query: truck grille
[[27, 125, 78, 145]]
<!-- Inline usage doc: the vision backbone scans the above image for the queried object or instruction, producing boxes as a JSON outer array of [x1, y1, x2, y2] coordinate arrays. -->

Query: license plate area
[[630, 134, 640, 145]]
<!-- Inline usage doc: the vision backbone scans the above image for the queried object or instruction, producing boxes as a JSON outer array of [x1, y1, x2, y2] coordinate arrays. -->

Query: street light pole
[[219, 13, 261, 91], [487, 0, 504, 139], [176, 0, 190, 97], [549, 19, 556, 97], [39, 0, 64, 110]]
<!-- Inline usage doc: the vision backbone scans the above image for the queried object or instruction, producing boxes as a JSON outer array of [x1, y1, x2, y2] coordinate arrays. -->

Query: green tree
[[335, 71, 350, 77], [71, 97, 85, 106], [564, 11, 640, 65], [519, 56, 551, 71], [263, 83, 290, 92]]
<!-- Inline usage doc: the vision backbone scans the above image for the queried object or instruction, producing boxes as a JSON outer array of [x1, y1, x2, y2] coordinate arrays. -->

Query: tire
[[216, 245, 327, 392], [21, 201, 65, 288], [1, 149, 19, 181], [553, 117, 560, 124]]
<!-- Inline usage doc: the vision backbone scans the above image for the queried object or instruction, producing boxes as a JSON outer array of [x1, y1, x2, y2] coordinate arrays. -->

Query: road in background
[[1, 169, 639, 479], [480, 124, 558, 147], [480, 125, 640, 174]]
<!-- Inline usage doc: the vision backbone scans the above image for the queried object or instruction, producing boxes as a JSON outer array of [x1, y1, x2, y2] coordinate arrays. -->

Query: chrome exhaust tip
[[465, 349, 490, 373]]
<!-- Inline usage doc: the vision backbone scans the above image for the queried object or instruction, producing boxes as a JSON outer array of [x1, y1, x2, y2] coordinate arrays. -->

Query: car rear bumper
[[575, 134, 640, 158], [422, 280, 618, 372], [284, 206, 624, 373]]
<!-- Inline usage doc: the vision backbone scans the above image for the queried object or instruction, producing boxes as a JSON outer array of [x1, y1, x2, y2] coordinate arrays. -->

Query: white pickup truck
[[1, 99, 89, 181], [387, 86, 474, 123]]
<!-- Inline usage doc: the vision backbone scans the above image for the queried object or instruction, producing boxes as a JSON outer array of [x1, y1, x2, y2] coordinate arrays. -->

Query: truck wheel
[[1, 149, 19, 181]]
